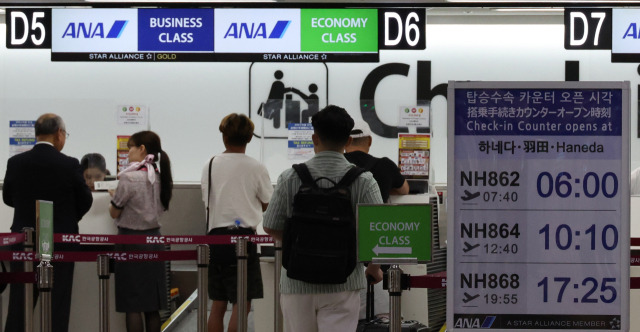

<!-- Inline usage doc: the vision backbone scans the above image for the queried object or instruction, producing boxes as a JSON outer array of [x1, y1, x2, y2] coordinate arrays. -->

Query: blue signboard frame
[[447, 81, 630, 332]]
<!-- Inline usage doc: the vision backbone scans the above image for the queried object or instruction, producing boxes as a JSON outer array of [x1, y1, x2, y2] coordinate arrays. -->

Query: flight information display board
[[447, 81, 630, 331]]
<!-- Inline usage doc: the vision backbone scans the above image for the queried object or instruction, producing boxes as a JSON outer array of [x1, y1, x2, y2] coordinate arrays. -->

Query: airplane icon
[[462, 292, 480, 303], [461, 190, 480, 201], [463, 242, 480, 253]]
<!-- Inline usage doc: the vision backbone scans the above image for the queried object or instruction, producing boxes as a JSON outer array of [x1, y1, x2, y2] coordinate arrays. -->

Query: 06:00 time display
[[536, 172, 618, 198]]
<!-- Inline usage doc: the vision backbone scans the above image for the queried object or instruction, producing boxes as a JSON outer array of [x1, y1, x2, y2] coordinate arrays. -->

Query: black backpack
[[282, 163, 366, 284]]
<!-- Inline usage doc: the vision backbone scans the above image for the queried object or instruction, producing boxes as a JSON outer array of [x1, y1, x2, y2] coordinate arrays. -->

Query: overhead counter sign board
[[447, 81, 629, 331], [357, 204, 432, 263], [40, 8, 380, 62]]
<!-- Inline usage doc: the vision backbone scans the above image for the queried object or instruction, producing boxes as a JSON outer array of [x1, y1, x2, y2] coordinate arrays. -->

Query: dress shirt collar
[[35, 141, 54, 147]]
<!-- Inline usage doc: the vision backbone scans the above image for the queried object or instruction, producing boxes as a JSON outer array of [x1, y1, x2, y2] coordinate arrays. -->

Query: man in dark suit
[[3, 113, 93, 332]]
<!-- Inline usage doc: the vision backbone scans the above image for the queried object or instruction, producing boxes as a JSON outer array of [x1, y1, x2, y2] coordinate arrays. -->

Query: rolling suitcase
[[356, 277, 429, 332]]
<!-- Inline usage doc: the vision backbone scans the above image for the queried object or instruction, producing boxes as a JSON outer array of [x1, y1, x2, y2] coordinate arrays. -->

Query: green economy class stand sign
[[357, 204, 432, 263]]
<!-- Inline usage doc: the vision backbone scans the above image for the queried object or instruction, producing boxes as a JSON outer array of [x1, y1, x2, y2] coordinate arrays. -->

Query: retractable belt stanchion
[[37, 259, 52, 332], [273, 240, 283, 332], [97, 255, 110, 332], [24, 227, 34, 332], [236, 238, 248, 332], [388, 265, 403, 332], [196, 245, 209, 332]]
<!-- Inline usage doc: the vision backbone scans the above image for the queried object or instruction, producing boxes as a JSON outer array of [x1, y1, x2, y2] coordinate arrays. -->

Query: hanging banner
[[447, 81, 629, 331]]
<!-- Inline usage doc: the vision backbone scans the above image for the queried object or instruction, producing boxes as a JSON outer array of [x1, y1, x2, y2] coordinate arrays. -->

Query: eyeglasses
[[62, 130, 69, 138]]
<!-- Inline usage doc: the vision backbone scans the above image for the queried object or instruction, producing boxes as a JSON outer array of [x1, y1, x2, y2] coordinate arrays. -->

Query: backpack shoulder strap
[[292, 163, 316, 187], [337, 166, 367, 188]]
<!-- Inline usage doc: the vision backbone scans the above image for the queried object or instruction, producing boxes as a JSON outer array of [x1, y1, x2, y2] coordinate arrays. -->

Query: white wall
[[3, 12, 639, 184]]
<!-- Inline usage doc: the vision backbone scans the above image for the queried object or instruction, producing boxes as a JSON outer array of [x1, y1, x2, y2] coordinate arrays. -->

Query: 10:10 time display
[[539, 224, 618, 251]]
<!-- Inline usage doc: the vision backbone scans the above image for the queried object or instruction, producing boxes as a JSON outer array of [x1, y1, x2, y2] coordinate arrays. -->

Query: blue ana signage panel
[[447, 81, 630, 331], [138, 9, 214, 52]]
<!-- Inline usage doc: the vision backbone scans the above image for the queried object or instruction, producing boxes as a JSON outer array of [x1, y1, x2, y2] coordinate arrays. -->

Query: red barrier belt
[[632, 277, 640, 289], [409, 271, 447, 289], [53, 233, 273, 245], [0, 233, 25, 247], [0, 250, 197, 262], [0, 272, 37, 284], [632, 238, 640, 246]]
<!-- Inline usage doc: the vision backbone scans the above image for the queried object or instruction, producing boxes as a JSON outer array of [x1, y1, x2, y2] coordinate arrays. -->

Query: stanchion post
[[388, 265, 403, 332], [196, 245, 209, 332], [37, 262, 52, 332], [273, 240, 283, 332], [24, 227, 34, 332], [97, 255, 110, 332], [236, 238, 248, 332]]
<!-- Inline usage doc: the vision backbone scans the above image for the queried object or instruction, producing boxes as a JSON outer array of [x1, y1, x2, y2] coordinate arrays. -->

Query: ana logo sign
[[61, 20, 128, 39], [622, 23, 640, 39], [224, 21, 291, 39], [453, 316, 496, 329]]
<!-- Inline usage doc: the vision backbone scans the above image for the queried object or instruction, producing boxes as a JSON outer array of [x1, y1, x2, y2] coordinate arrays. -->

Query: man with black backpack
[[264, 105, 383, 332]]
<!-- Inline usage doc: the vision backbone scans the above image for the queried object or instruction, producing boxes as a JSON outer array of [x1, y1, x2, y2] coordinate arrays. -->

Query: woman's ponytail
[[159, 149, 173, 210]]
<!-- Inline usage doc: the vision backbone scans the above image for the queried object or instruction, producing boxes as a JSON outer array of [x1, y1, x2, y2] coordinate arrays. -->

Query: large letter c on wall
[[359, 63, 411, 138]]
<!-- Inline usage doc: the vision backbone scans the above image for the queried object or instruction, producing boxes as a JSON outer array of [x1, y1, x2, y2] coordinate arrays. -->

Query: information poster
[[398, 105, 429, 128], [9, 120, 35, 157], [287, 123, 314, 160], [447, 81, 629, 331], [398, 133, 429, 179], [117, 105, 148, 127], [117, 135, 131, 173]]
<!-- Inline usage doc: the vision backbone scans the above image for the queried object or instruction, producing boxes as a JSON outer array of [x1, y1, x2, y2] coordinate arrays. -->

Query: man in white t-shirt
[[201, 113, 273, 332]]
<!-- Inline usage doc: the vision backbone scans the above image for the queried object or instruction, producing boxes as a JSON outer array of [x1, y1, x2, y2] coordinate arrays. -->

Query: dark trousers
[[5, 251, 76, 332]]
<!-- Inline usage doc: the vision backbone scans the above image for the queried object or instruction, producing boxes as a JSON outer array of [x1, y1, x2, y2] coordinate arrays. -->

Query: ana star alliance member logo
[[61, 20, 129, 39], [224, 20, 291, 39]]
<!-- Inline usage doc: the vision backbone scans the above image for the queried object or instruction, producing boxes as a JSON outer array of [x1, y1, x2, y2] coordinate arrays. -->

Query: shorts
[[208, 258, 263, 303]]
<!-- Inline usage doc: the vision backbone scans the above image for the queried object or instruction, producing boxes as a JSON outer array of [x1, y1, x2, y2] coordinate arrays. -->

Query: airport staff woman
[[109, 131, 173, 332]]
